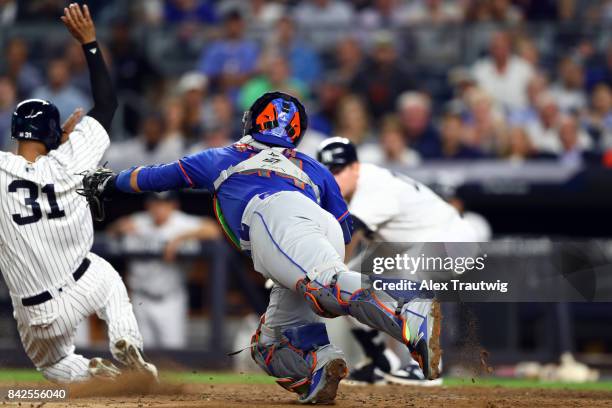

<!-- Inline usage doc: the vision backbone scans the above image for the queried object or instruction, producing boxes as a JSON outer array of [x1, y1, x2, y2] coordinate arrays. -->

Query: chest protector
[[212, 136, 321, 249]]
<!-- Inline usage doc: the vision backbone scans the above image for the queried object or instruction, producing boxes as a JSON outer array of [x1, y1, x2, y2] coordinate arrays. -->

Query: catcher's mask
[[242, 91, 308, 148]]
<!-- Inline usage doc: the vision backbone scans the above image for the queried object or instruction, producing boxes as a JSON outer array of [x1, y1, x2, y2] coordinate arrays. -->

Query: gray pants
[[243, 191, 362, 343]]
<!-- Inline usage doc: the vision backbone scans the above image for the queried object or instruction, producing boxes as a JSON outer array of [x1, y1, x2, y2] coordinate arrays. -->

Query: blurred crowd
[[1, 0, 612, 168]]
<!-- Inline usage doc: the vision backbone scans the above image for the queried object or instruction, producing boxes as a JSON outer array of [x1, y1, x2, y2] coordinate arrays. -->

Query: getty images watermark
[[370, 251, 509, 294], [357, 241, 612, 302]]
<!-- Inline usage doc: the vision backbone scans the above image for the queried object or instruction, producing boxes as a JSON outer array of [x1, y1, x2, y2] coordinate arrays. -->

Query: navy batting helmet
[[242, 91, 308, 148], [316, 137, 358, 174], [11, 99, 62, 151]]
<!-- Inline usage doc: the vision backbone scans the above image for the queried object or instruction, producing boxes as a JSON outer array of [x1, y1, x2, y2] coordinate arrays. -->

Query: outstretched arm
[[61, 3, 117, 131]]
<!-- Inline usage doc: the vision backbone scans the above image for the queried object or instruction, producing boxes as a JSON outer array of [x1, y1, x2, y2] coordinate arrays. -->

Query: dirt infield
[[3, 381, 612, 408]]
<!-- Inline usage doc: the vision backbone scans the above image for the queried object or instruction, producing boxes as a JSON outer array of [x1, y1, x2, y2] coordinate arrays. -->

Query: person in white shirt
[[527, 93, 592, 155], [317, 137, 476, 386], [107, 192, 220, 349], [472, 31, 534, 112]]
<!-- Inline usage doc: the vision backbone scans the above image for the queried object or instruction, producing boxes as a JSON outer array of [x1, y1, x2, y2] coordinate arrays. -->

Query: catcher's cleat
[[88, 358, 121, 380], [343, 362, 385, 386], [348, 292, 442, 380], [298, 358, 347, 404], [403, 299, 442, 380], [113, 339, 159, 382], [383, 362, 443, 386]]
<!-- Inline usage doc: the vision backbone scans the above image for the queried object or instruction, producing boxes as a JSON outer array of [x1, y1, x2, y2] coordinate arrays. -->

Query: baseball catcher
[[81, 92, 441, 404]]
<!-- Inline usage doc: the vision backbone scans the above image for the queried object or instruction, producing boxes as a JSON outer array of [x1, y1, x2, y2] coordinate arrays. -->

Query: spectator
[[309, 74, 349, 136], [202, 93, 240, 139], [107, 192, 220, 349], [359, 0, 411, 30], [472, 31, 534, 111], [104, 112, 185, 171], [550, 57, 587, 113], [359, 115, 421, 166], [197, 9, 259, 100], [352, 31, 415, 117], [238, 51, 307, 111], [267, 15, 322, 86], [0, 0, 17, 25], [558, 115, 593, 166], [31, 58, 89, 119], [508, 72, 549, 126], [446, 67, 478, 117], [219, 0, 285, 32], [177, 71, 208, 142], [527, 93, 592, 154], [396, 91, 441, 158], [525, 93, 561, 154], [334, 36, 364, 86], [434, 113, 486, 159], [504, 126, 538, 162], [334, 94, 373, 146], [463, 88, 507, 155], [164, 0, 216, 24], [294, 0, 354, 50], [1, 38, 42, 99], [0, 76, 16, 150], [583, 83, 612, 150]]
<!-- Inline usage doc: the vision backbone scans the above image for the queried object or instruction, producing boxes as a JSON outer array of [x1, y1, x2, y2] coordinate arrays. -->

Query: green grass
[[1, 369, 611, 391]]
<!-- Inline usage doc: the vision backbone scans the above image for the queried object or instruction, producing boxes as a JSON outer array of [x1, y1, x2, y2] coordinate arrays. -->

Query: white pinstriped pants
[[12, 253, 143, 383]]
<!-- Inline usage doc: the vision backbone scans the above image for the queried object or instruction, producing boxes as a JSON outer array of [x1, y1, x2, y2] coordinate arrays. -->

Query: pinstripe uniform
[[0, 116, 143, 383]]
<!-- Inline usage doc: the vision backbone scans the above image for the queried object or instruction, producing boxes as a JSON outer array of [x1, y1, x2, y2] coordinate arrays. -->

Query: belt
[[21, 258, 91, 307]]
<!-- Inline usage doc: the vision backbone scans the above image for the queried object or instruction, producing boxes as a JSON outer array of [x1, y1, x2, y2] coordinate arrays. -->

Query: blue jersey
[[124, 142, 352, 246]]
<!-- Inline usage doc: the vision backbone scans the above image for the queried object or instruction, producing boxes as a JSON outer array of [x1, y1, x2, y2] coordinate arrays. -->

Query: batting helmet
[[11, 99, 62, 151], [316, 137, 358, 174], [242, 91, 308, 148]]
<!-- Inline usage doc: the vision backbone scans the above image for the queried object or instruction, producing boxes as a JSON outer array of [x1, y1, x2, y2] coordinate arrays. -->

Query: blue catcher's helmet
[[11, 99, 62, 151], [242, 91, 308, 148]]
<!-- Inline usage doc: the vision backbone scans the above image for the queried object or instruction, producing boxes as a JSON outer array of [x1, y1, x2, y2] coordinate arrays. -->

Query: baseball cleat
[[402, 299, 442, 380], [113, 339, 159, 382], [343, 362, 386, 386], [298, 358, 347, 404], [383, 362, 443, 386], [88, 358, 121, 380]]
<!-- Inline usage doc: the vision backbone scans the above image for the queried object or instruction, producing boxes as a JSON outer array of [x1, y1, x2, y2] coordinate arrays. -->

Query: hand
[[163, 238, 181, 263], [113, 217, 137, 236], [61, 3, 96, 44], [60, 108, 84, 144]]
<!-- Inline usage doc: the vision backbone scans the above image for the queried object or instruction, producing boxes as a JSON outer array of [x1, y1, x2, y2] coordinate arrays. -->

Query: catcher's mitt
[[77, 167, 116, 222]]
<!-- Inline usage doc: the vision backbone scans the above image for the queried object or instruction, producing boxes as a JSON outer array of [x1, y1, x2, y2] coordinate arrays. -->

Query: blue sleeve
[[115, 149, 218, 193], [115, 162, 189, 193]]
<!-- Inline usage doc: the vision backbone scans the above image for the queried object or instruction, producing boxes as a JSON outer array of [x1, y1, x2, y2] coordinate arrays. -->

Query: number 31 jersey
[[0, 116, 109, 298]]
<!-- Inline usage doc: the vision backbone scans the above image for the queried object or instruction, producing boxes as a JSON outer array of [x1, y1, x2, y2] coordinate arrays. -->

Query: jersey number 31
[[8, 180, 66, 226]]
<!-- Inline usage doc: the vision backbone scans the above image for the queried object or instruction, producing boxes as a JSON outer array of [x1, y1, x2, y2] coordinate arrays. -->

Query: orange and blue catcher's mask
[[243, 92, 308, 148]]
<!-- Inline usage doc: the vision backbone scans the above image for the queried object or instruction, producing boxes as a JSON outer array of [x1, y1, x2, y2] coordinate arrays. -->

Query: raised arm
[[61, 3, 117, 131]]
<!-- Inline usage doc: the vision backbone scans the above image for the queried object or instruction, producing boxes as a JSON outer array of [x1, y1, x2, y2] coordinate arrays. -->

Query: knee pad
[[250, 320, 345, 395], [296, 261, 351, 318]]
